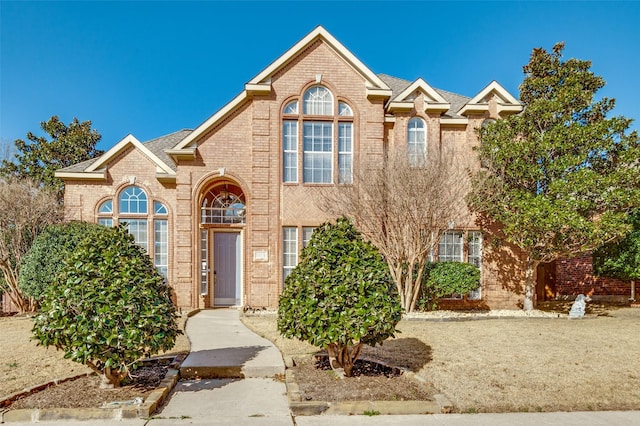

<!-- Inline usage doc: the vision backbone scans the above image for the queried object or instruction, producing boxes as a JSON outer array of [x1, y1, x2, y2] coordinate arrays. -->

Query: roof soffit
[[459, 80, 523, 116], [85, 134, 176, 176], [388, 78, 451, 113]]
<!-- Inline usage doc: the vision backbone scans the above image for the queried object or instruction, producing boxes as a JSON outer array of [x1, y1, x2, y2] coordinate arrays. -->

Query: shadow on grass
[[362, 337, 432, 372]]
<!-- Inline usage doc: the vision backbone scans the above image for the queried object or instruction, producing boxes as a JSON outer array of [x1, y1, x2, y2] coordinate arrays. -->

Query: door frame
[[208, 228, 244, 307]]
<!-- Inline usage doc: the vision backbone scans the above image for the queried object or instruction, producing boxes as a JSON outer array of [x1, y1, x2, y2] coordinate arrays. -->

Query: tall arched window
[[97, 185, 170, 282], [408, 117, 427, 166], [119, 186, 149, 251], [282, 85, 353, 184]]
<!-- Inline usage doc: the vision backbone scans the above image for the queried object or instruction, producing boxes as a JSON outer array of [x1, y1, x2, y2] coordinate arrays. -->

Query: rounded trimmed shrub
[[19, 221, 104, 302], [277, 217, 403, 377], [32, 225, 181, 387]]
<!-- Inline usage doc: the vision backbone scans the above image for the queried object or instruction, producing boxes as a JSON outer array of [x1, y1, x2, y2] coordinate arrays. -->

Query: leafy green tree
[[467, 43, 640, 310], [593, 211, 640, 299], [19, 221, 104, 303], [418, 262, 480, 311], [32, 225, 180, 388], [0, 116, 103, 201], [277, 217, 403, 378]]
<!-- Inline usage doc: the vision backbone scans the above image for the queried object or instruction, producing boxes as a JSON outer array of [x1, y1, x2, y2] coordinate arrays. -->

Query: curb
[[284, 355, 452, 416]]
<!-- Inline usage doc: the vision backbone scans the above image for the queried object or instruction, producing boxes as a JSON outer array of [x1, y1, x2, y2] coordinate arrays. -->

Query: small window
[[283, 227, 298, 284], [283, 100, 298, 114], [438, 231, 463, 262], [119, 186, 148, 214], [338, 102, 353, 116], [97, 218, 113, 227], [302, 227, 315, 248], [154, 201, 168, 215], [482, 118, 496, 128], [98, 200, 113, 214]]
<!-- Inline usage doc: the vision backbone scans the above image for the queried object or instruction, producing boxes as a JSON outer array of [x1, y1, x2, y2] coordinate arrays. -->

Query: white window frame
[[283, 86, 354, 185], [408, 117, 427, 167], [283, 121, 298, 183], [338, 122, 353, 184], [283, 227, 298, 285], [303, 121, 333, 184]]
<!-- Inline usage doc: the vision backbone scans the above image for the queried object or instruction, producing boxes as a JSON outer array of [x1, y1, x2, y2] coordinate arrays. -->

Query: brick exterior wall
[[60, 30, 532, 311], [555, 253, 632, 298]]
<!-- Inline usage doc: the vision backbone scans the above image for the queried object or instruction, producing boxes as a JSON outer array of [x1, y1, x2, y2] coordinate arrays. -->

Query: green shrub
[[277, 217, 403, 377], [19, 221, 104, 303], [417, 262, 480, 310], [32, 225, 181, 388]]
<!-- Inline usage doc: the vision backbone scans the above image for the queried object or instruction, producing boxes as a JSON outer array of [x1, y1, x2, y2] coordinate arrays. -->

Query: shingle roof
[[142, 129, 192, 171], [57, 129, 192, 173], [377, 73, 470, 119]]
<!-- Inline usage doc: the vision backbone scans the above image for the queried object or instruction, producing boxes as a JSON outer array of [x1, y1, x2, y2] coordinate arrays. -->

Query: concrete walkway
[[152, 309, 291, 424]]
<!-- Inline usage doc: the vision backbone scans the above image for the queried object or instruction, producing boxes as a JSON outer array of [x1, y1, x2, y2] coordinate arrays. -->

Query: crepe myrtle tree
[[32, 225, 181, 388], [278, 217, 403, 378], [467, 43, 640, 310], [318, 148, 466, 313]]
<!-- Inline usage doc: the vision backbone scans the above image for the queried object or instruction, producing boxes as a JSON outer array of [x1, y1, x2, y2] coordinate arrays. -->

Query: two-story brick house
[[56, 26, 533, 310]]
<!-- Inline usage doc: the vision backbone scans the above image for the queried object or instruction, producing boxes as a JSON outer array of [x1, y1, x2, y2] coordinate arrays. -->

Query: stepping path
[[153, 309, 292, 425]]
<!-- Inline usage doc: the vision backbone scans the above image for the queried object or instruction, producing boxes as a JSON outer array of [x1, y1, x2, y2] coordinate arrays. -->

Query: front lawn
[[243, 307, 640, 413]]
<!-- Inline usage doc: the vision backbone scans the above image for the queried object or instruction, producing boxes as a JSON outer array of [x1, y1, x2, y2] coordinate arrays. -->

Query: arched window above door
[[201, 183, 246, 225]]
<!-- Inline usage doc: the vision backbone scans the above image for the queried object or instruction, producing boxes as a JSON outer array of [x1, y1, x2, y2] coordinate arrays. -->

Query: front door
[[213, 232, 241, 306]]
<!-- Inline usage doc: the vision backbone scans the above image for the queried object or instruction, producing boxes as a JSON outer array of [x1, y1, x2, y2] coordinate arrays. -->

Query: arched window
[[283, 86, 353, 184], [119, 186, 148, 214], [408, 117, 427, 166], [303, 86, 333, 115], [98, 186, 170, 282], [97, 200, 113, 227], [201, 184, 246, 224]]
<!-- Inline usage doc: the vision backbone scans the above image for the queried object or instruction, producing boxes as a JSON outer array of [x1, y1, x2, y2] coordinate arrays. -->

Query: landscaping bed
[[0, 313, 190, 411]]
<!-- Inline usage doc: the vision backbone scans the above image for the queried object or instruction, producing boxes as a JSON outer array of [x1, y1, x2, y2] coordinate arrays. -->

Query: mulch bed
[[291, 354, 436, 402], [8, 363, 168, 409]]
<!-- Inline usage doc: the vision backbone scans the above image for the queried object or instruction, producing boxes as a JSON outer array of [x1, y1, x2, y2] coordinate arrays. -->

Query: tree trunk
[[523, 256, 539, 311], [327, 342, 362, 378]]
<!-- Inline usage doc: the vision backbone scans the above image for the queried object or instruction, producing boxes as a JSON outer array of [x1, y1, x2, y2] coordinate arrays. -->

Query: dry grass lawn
[[242, 308, 640, 413], [0, 313, 191, 399]]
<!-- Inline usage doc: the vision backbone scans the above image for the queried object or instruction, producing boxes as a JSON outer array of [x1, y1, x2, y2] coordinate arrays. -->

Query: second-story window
[[282, 86, 353, 184], [408, 117, 427, 166]]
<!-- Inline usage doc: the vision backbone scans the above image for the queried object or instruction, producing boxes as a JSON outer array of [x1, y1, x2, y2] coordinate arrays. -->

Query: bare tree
[[319, 147, 467, 312], [0, 177, 61, 312]]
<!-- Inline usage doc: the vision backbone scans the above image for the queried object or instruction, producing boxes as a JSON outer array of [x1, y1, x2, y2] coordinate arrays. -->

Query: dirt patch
[[242, 306, 640, 413], [292, 355, 435, 402], [9, 363, 168, 409]]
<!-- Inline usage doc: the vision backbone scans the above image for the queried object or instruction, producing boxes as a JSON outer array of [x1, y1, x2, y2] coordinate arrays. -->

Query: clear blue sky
[[1, 1, 638, 152]]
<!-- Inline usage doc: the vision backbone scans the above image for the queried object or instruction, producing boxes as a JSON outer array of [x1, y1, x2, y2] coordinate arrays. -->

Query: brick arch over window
[[282, 85, 354, 184]]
